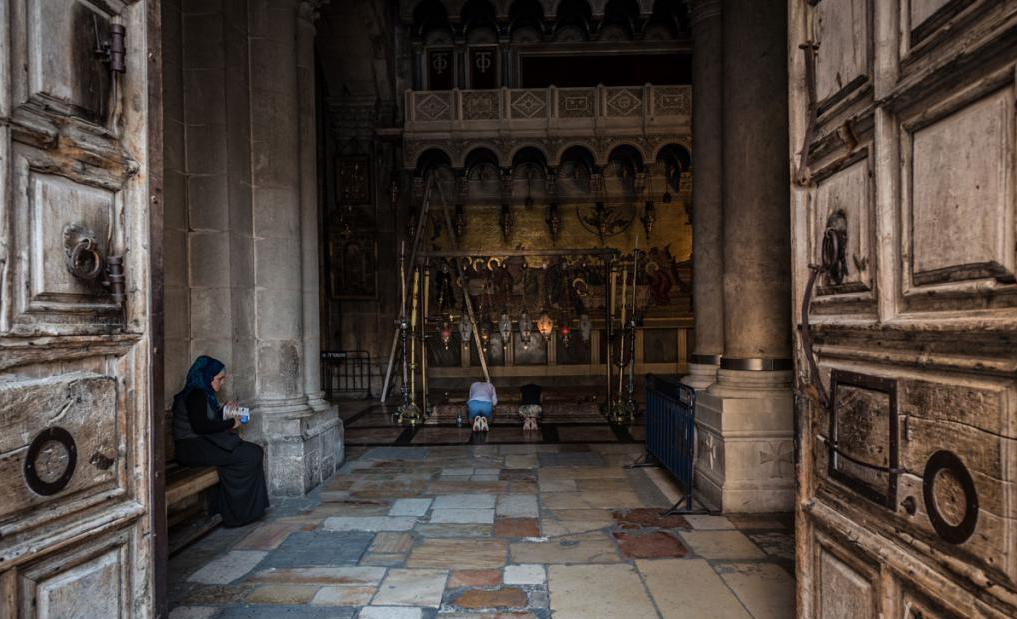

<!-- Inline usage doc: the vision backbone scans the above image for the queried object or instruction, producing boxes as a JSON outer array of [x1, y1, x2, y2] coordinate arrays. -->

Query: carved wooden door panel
[[790, 1, 1017, 618], [0, 1, 155, 617]]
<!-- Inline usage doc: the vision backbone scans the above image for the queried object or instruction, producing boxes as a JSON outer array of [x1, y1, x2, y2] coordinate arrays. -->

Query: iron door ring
[[24, 427, 78, 496], [922, 450, 978, 544]]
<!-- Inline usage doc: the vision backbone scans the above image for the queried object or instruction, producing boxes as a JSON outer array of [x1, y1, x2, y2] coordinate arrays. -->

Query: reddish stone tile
[[449, 569, 503, 588], [612, 530, 688, 559], [500, 469, 537, 482], [612, 508, 691, 530], [495, 518, 541, 538], [428, 481, 511, 494], [234, 523, 300, 550], [451, 587, 529, 609]]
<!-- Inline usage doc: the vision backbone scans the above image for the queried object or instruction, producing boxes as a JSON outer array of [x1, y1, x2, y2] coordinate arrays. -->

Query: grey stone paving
[[256, 531, 373, 569]]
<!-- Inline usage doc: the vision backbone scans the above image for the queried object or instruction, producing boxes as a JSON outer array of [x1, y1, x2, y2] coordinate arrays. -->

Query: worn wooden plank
[[165, 467, 219, 506]]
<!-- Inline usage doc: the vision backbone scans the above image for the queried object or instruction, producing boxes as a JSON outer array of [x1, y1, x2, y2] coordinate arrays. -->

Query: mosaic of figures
[[425, 249, 691, 326]]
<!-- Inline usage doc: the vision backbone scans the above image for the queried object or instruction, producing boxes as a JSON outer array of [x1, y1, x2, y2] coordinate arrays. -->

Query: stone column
[[247, 0, 313, 497], [682, 0, 724, 391], [297, 1, 344, 476], [695, 0, 793, 512]]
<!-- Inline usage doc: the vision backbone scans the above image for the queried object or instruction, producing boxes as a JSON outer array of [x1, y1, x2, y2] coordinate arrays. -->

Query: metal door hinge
[[94, 16, 126, 73]]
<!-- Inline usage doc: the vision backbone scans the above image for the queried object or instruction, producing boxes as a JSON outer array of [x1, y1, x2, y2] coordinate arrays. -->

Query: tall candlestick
[[609, 270, 617, 318], [410, 269, 419, 401]]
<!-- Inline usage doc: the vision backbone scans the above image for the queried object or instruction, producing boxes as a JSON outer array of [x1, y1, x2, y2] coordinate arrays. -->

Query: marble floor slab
[[407, 538, 510, 569], [389, 498, 433, 516], [322, 516, 419, 532], [637, 559, 752, 619], [428, 508, 496, 524], [548, 563, 658, 619], [372, 568, 449, 607], [679, 530, 768, 561], [716, 562, 795, 619]]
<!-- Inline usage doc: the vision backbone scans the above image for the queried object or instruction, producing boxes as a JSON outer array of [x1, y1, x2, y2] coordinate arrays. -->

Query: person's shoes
[[479, 417, 489, 432], [472, 417, 483, 432]]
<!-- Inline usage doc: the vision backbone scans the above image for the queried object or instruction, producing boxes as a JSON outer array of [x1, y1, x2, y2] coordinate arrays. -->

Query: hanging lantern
[[458, 315, 472, 342], [499, 312, 512, 344], [641, 199, 656, 238], [519, 311, 533, 349], [546, 202, 561, 242], [500, 203, 513, 241], [579, 313, 592, 343], [440, 321, 453, 350], [453, 204, 467, 238], [560, 323, 572, 346], [536, 311, 554, 341], [479, 320, 492, 352]]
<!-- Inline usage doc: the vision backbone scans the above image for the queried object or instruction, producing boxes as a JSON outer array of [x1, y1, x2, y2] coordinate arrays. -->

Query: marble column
[[695, 0, 793, 512], [682, 0, 724, 391]]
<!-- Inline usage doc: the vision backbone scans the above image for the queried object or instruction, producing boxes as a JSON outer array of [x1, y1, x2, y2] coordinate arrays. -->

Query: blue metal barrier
[[644, 374, 698, 514]]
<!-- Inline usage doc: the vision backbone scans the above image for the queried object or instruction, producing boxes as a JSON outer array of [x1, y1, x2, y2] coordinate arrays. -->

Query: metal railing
[[322, 351, 372, 399], [643, 373, 698, 513]]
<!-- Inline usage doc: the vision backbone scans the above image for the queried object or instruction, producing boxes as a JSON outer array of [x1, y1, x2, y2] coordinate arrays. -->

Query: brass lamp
[[536, 311, 554, 341]]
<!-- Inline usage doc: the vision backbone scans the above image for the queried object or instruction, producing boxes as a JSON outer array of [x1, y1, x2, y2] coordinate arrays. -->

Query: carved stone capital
[[691, 0, 721, 27], [298, 0, 328, 24]]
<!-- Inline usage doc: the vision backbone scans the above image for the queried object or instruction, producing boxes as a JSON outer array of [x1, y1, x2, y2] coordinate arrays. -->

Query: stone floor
[[168, 442, 794, 618]]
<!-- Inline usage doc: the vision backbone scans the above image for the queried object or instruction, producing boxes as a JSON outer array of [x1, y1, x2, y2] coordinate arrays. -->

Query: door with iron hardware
[[0, 0, 156, 616], [790, 1, 1017, 618]]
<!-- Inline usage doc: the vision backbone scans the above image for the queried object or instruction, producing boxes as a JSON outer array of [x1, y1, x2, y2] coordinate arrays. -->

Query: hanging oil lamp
[[560, 323, 572, 346], [546, 202, 561, 242], [479, 320, 493, 352], [440, 320, 453, 350], [536, 310, 554, 341], [453, 204, 467, 239], [641, 199, 656, 239], [499, 312, 512, 344], [519, 311, 533, 349], [594, 201, 607, 244], [579, 313, 592, 343], [500, 203, 513, 242]]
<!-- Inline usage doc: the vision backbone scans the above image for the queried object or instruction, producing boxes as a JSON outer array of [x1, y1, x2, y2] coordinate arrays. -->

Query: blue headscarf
[[174, 355, 225, 417]]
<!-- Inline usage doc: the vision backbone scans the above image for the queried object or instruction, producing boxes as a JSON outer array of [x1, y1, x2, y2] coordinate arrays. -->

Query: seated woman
[[172, 355, 269, 527], [467, 380, 497, 432]]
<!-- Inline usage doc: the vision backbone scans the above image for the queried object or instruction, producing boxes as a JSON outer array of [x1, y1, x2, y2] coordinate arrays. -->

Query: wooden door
[[790, 1, 1017, 617], [0, 0, 157, 616]]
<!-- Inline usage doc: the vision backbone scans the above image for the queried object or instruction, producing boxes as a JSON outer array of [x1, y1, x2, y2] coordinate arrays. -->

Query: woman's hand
[[232, 416, 242, 430]]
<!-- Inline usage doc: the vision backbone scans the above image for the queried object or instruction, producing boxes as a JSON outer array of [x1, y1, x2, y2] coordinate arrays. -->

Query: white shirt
[[468, 382, 497, 405]]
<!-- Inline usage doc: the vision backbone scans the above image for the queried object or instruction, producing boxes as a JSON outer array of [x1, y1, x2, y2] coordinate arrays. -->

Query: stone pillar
[[695, 0, 793, 512], [247, 0, 313, 497], [297, 0, 344, 477], [682, 0, 724, 391]]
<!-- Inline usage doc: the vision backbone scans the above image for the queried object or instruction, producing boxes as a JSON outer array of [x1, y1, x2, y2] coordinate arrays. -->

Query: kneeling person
[[467, 380, 497, 432]]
